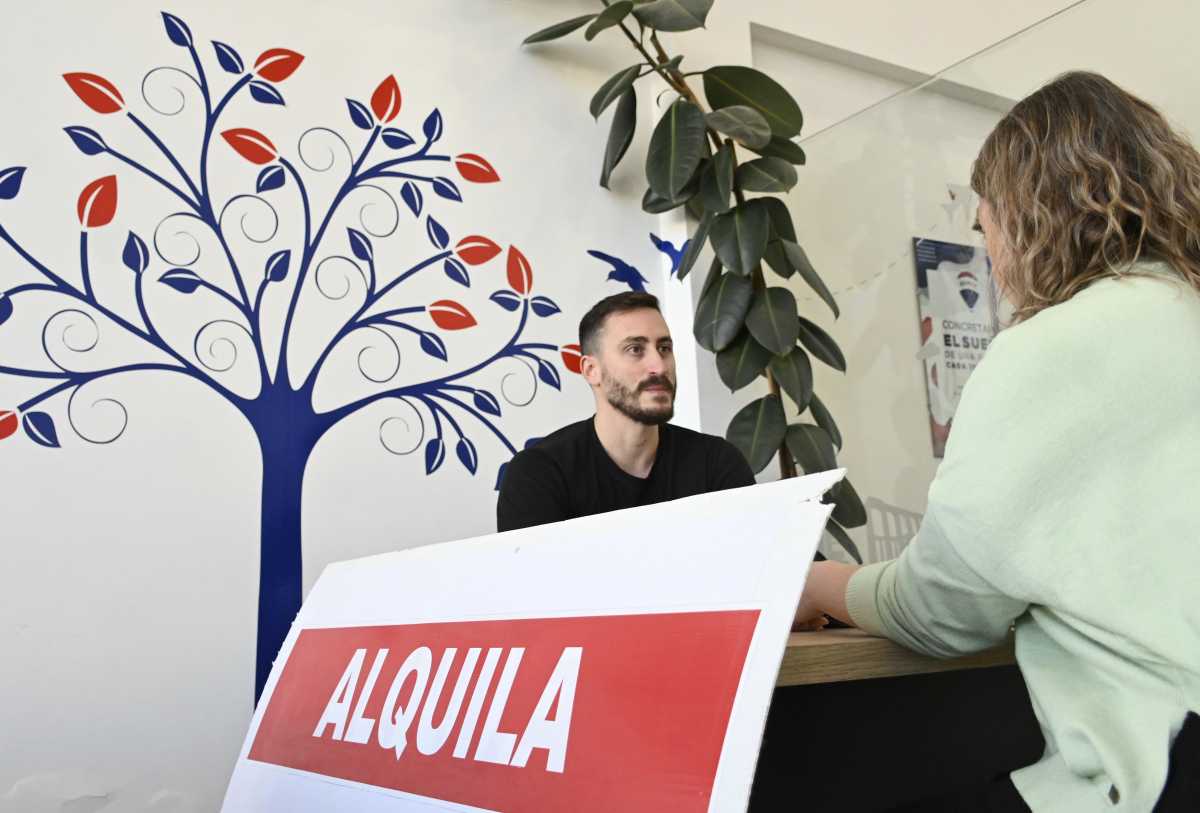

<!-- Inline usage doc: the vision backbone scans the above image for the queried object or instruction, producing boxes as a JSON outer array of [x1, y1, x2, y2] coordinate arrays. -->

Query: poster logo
[[957, 270, 980, 309]]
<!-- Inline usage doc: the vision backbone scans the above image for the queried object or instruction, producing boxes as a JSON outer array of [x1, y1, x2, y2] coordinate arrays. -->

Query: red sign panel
[[249, 610, 759, 811]]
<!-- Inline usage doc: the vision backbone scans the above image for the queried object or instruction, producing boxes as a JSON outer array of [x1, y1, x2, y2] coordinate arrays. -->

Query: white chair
[[865, 497, 924, 562]]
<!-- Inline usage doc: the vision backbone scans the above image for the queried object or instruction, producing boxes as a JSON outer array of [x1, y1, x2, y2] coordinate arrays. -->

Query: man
[[497, 291, 755, 532]]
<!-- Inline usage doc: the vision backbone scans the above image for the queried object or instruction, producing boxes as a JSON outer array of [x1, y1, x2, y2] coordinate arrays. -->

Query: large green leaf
[[705, 106, 770, 149], [808, 392, 842, 449], [759, 196, 797, 241], [600, 86, 637, 189], [585, 1, 633, 40], [831, 478, 867, 528], [646, 99, 707, 198], [746, 286, 799, 355], [726, 394, 786, 473], [693, 271, 752, 352], [785, 423, 837, 474], [676, 212, 713, 281], [749, 135, 807, 165], [716, 330, 771, 391], [642, 180, 696, 213], [590, 64, 641, 119], [760, 196, 798, 278], [735, 157, 798, 193], [710, 199, 769, 275], [703, 66, 804, 137], [769, 348, 813, 412], [783, 240, 839, 319], [825, 519, 863, 564], [699, 141, 734, 214], [797, 316, 846, 371], [523, 13, 597, 44], [633, 0, 714, 32]]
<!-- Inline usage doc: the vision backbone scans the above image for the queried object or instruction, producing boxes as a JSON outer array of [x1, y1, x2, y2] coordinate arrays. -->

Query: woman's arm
[[794, 561, 860, 628]]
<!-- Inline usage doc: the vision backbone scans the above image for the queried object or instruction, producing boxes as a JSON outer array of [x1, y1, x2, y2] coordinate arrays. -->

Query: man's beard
[[602, 371, 675, 425]]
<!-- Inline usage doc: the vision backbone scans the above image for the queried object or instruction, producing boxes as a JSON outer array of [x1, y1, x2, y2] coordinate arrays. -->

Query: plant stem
[[726, 143, 799, 480], [607, 10, 801, 482]]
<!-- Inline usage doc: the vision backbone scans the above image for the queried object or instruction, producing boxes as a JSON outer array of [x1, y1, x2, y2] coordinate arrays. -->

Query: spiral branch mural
[[0, 11, 583, 701]]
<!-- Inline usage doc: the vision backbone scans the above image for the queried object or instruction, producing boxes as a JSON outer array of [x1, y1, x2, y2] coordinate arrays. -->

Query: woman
[[796, 72, 1200, 812]]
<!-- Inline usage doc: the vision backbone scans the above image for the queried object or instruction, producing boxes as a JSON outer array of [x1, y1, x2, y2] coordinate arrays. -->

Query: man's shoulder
[[512, 418, 593, 467], [663, 422, 738, 456]]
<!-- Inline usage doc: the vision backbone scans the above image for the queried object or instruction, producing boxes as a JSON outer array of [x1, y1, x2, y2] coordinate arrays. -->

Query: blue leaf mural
[[382, 127, 415, 149], [255, 164, 285, 193], [423, 109, 444, 143], [443, 258, 469, 287], [489, 290, 521, 311], [536, 357, 562, 390], [456, 436, 479, 474], [159, 268, 203, 293], [0, 167, 26, 200], [265, 249, 291, 282], [401, 181, 423, 217], [426, 216, 449, 249], [213, 41, 244, 74], [249, 80, 285, 106], [22, 412, 60, 448], [473, 390, 501, 417], [161, 12, 192, 47], [122, 231, 149, 273], [347, 228, 373, 262], [431, 177, 462, 202], [64, 126, 107, 156], [419, 331, 448, 361], [530, 296, 561, 317], [347, 98, 373, 130], [424, 437, 446, 474]]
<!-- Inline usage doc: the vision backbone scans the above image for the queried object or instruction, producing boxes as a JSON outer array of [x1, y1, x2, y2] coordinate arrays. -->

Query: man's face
[[585, 308, 676, 425]]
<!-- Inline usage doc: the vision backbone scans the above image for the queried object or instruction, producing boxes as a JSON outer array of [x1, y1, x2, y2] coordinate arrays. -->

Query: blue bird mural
[[588, 249, 649, 292], [649, 232, 690, 276]]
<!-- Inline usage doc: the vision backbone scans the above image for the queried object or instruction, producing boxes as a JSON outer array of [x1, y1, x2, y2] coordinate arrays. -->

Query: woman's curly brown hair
[[971, 71, 1200, 323]]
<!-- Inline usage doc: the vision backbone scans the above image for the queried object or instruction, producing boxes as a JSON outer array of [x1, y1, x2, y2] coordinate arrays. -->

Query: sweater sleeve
[[843, 325, 1064, 657], [844, 511, 1027, 657]]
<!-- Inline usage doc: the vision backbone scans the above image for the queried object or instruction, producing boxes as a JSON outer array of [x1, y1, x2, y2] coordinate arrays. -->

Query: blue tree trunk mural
[[250, 393, 322, 697], [0, 13, 581, 702]]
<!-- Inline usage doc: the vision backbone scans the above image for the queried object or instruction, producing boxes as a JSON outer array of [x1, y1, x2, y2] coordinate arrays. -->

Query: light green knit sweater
[[845, 264, 1200, 812]]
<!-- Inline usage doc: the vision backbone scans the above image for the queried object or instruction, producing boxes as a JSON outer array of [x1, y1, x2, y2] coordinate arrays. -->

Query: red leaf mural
[[0, 410, 17, 441], [370, 75, 402, 123], [63, 72, 125, 114], [428, 300, 477, 331], [455, 235, 502, 266], [506, 246, 532, 295], [455, 153, 500, 183], [221, 128, 278, 165], [77, 176, 117, 228], [253, 48, 304, 82], [561, 344, 583, 374]]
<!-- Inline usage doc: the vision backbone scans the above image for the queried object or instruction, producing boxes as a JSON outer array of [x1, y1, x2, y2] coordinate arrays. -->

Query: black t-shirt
[[496, 418, 756, 532]]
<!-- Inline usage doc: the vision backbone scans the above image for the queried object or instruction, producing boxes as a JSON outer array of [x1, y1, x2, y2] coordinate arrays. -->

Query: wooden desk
[[776, 628, 1016, 687], [752, 629, 1039, 812]]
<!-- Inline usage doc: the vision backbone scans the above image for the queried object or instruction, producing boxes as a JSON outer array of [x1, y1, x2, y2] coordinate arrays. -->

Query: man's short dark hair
[[578, 291, 661, 356]]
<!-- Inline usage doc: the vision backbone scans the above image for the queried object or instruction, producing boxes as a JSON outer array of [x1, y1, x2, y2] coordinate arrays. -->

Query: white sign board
[[223, 470, 843, 813]]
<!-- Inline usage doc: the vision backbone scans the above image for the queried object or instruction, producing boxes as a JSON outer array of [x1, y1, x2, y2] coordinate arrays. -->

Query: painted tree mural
[[0, 12, 581, 701]]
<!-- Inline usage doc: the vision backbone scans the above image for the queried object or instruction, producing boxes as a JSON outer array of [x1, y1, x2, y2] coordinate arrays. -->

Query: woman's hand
[[792, 561, 861, 630]]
